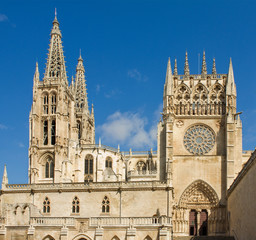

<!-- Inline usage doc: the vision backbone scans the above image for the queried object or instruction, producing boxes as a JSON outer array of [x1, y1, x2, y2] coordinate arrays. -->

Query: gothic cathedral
[[0, 15, 248, 240]]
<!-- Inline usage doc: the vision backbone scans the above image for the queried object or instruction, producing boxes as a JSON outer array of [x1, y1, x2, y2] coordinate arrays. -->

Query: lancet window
[[72, 196, 80, 213], [77, 121, 81, 140], [51, 94, 57, 114], [43, 95, 49, 114], [105, 157, 113, 169], [43, 120, 48, 145], [45, 158, 54, 178], [51, 120, 56, 145], [85, 154, 93, 175], [102, 196, 110, 213], [43, 197, 50, 213]]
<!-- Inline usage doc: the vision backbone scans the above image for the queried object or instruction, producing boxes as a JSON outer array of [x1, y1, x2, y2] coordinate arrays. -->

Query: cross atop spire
[[184, 51, 190, 76], [44, 13, 67, 85], [174, 59, 178, 76], [201, 51, 207, 75], [212, 58, 217, 74], [75, 53, 89, 113]]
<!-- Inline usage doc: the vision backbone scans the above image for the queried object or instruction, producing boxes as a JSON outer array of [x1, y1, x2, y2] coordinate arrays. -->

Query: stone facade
[[0, 15, 250, 240], [227, 149, 256, 240]]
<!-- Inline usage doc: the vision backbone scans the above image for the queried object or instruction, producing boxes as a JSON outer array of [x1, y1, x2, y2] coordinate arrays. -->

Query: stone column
[[0, 226, 6, 240], [126, 227, 136, 240], [95, 227, 104, 240], [196, 210, 201, 236], [159, 227, 169, 240], [27, 225, 35, 240], [60, 226, 68, 240]]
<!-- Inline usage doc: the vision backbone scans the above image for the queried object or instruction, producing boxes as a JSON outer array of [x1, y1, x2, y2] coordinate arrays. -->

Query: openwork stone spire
[[44, 15, 67, 85], [184, 51, 190, 76], [75, 53, 89, 113], [174, 59, 178, 76], [201, 51, 207, 75], [212, 58, 217, 74]]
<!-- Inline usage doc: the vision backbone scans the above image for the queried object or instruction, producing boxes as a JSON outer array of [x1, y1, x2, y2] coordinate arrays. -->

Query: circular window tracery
[[184, 125, 215, 155]]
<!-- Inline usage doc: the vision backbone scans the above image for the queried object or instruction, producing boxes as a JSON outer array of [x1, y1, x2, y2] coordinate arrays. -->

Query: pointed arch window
[[45, 158, 54, 178], [72, 196, 80, 213], [51, 120, 56, 145], [77, 121, 81, 140], [102, 196, 110, 213], [85, 154, 93, 175], [105, 157, 113, 169], [43, 120, 48, 145], [136, 161, 146, 173], [43, 95, 49, 114], [43, 197, 50, 213], [51, 94, 57, 114]]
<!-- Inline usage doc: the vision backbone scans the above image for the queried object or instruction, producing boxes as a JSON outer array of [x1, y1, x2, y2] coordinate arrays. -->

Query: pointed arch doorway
[[177, 180, 219, 236]]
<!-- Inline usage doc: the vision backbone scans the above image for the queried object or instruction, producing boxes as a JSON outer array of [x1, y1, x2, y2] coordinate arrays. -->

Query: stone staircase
[[174, 237, 235, 240]]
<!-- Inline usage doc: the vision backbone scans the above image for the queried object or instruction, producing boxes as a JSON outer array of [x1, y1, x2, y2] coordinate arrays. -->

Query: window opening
[[102, 196, 110, 213], [43, 120, 48, 145], [43, 197, 50, 213], [72, 196, 80, 213], [51, 120, 56, 145]]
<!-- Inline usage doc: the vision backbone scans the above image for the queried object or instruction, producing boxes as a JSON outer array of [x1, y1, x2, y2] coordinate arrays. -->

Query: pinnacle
[[212, 58, 217, 74], [201, 51, 207, 75], [174, 59, 178, 75], [184, 51, 190, 76]]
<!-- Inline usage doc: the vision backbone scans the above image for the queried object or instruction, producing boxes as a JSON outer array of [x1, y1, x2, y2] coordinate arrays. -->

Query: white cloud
[[0, 124, 7, 130], [0, 14, 8, 22], [128, 69, 148, 82], [96, 84, 101, 93], [97, 104, 162, 150], [18, 142, 25, 148]]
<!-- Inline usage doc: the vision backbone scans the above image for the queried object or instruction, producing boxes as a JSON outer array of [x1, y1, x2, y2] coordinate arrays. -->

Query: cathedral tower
[[158, 52, 243, 236], [29, 16, 95, 184]]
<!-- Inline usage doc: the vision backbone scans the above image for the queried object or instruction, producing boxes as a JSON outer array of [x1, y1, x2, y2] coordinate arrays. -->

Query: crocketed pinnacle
[[33, 62, 40, 84], [44, 15, 67, 85], [201, 51, 207, 75], [173, 59, 178, 76], [212, 58, 217, 74], [226, 58, 236, 96], [164, 57, 173, 96], [184, 51, 190, 76], [75, 53, 89, 113]]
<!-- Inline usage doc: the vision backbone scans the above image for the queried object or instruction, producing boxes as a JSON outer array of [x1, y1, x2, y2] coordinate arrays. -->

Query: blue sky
[[1, 0, 256, 183]]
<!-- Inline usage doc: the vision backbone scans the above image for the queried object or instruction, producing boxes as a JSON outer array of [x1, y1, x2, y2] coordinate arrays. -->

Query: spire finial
[[174, 59, 178, 75], [201, 51, 207, 75], [78, 49, 83, 61], [212, 58, 217, 74], [184, 51, 190, 76], [55, 8, 57, 18]]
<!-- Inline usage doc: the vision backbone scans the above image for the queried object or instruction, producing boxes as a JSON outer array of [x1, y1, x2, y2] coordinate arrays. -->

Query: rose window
[[184, 125, 215, 155]]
